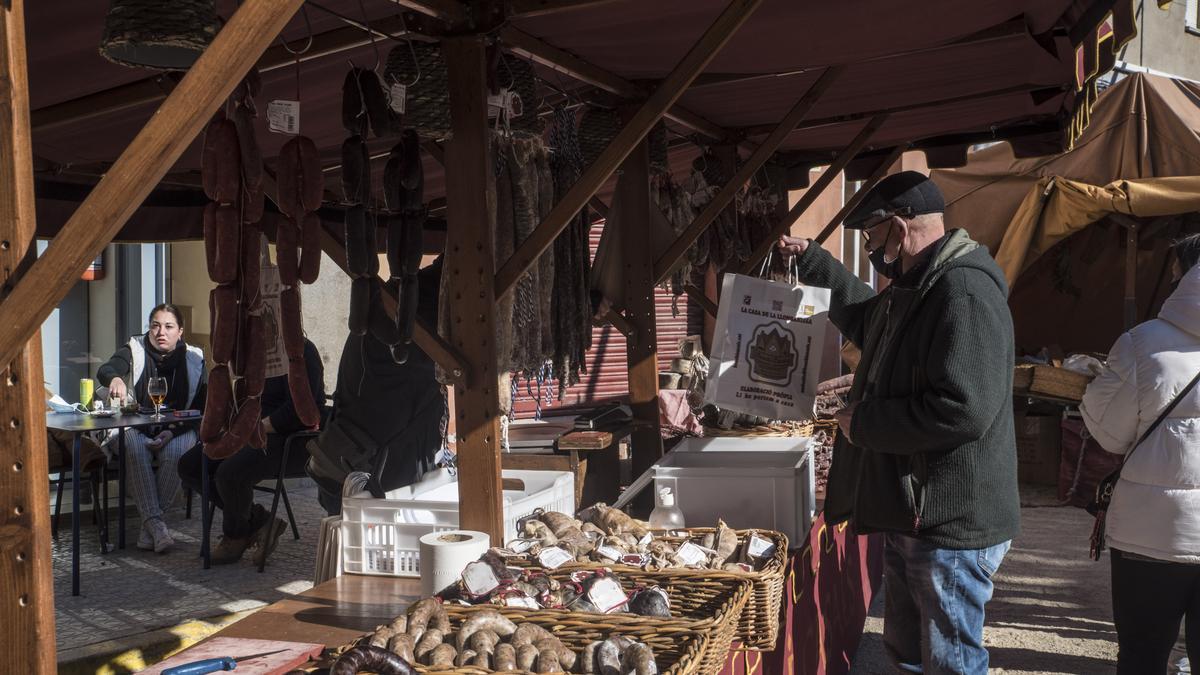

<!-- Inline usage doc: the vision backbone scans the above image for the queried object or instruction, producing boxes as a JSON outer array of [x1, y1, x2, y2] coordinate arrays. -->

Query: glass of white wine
[[147, 377, 168, 421]]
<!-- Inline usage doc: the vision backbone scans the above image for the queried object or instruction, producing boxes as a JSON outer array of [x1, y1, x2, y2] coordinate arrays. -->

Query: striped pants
[[123, 428, 196, 523]]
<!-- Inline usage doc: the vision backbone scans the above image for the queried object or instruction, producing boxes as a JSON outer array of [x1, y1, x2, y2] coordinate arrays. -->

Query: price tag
[[675, 541, 708, 567], [596, 545, 624, 562], [537, 546, 574, 570], [486, 88, 516, 119], [638, 532, 653, 548], [506, 538, 536, 554], [586, 576, 628, 614], [461, 561, 501, 597], [504, 594, 540, 610], [620, 554, 649, 568], [583, 529, 603, 542], [747, 534, 777, 559], [389, 82, 407, 114], [266, 100, 300, 135]]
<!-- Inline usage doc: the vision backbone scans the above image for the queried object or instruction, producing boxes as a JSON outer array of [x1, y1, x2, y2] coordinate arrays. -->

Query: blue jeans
[[883, 533, 1011, 674]]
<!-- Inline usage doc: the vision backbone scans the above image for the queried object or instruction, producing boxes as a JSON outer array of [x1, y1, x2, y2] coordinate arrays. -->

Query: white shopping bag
[[704, 272, 831, 421]]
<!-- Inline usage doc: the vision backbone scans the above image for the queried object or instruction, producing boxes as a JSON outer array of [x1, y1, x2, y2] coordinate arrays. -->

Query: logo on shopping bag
[[746, 322, 798, 386]]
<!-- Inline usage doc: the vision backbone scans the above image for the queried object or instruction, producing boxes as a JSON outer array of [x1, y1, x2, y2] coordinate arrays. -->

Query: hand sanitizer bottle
[[649, 486, 686, 531]]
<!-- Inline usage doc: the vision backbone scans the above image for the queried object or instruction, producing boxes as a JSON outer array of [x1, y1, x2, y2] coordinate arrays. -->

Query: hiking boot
[[210, 535, 251, 565], [252, 517, 288, 567], [146, 517, 174, 554]]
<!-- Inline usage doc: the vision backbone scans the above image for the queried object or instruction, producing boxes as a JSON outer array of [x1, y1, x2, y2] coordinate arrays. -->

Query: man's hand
[[145, 429, 173, 450], [777, 235, 810, 259], [834, 402, 859, 444], [108, 377, 128, 401]]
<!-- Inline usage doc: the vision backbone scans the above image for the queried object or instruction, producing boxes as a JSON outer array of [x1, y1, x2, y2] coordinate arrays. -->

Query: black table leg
[[71, 433, 81, 597], [201, 454, 211, 569], [118, 429, 126, 549]]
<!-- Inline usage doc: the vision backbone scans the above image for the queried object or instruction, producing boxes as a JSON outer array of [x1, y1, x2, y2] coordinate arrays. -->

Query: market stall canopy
[[27, 0, 1128, 241], [931, 73, 1200, 354]]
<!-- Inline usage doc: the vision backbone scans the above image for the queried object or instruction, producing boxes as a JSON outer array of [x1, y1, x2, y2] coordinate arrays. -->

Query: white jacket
[[1080, 265, 1200, 563]]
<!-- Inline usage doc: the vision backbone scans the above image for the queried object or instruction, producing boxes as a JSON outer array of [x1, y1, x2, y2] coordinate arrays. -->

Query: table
[[45, 411, 193, 596]]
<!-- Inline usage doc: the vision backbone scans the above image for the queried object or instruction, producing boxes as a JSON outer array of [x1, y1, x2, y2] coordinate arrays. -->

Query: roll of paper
[[419, 530, 490, 597]]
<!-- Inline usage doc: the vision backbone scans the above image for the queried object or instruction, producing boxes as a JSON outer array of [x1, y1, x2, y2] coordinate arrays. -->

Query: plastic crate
[[340, 468, 574, 577]]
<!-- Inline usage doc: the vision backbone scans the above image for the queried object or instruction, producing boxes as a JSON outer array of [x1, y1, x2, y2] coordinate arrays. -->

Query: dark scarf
[[137, 335, 190, 410]]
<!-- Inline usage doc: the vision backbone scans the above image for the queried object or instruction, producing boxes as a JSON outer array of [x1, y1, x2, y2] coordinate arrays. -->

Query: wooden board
[[558, 430, 614, 451], [142, 637, 323, 675]]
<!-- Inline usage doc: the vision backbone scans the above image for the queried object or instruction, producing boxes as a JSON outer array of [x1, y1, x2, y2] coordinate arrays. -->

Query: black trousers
[[1112, 548, 1200, 674], [178, 435, 304, 538]]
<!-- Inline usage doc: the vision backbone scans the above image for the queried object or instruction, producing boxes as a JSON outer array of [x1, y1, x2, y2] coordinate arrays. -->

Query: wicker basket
[[100, 0, 218, 71], [385, 41, 451, 139], [350, 605, 710, 675], [514, 529, 789, 652], [702, 421, 815, 438], [1013, 364, 1093, 402]]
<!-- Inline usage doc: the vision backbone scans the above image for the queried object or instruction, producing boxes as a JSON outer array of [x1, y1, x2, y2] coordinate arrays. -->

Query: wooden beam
[[685, 284, 718, 318], [652, 65, 843, 285], [615, 139, 664, 483], [387, 0, 466, 23], [738, 114, 887, 274], [0, 1, 54, 670], [813, 144, 905, 245], [443, 35, 505, 542], [500, 26, 729, 141], [0, 0, 304, 371], [495, 0, 763, 299], [508, 0, 624, 18]]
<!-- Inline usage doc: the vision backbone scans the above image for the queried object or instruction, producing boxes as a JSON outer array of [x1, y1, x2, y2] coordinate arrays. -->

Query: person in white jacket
[[1081, 233, 1200, 674]]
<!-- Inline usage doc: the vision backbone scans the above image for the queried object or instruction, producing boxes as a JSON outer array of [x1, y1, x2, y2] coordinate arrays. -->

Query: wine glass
[[147, 377, 168, 420]]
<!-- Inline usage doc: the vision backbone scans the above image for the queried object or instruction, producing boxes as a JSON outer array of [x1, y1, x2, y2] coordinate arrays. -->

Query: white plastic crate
[[653, 436, 816, 545], [340, 468, 574, 577]]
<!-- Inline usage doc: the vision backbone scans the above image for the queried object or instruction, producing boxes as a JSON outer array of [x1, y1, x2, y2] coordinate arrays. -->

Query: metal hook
[[278, 5, 314, 56], [356, 0, 383, 74]]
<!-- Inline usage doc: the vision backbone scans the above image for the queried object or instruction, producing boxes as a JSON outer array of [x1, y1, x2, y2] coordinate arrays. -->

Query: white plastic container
[[653, 436, 816, 544], [340, 468, 574, 577]]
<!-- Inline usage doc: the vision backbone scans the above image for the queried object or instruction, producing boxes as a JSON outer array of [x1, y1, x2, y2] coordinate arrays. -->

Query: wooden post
[[0, 1, 55, 670], [0, 0, 304, 371], [615, 140, 664, 483], [443, 36, 504, 541], [1112, 215, 1140, 330], [494, 0, 763, 299]]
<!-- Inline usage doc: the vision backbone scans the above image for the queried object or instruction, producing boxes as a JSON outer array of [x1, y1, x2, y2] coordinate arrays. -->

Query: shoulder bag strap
[[1122, 368, 1200, 467]]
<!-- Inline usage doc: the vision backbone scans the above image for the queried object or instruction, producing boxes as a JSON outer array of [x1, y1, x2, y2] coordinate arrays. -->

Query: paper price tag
[[537, 546, 574, 570], [461, 561, 501, 597], [587, 576, 628, 614], [620, 553, 649, 568], [486, 88, 517, 119], [507, 538, 536, 554], [596, 545, 624, 562], [266, 100, 300, 135], [638, 532, 653, 547], [675, 541, 708, 567], [504, 594, 540, 610], [747, 533, 777, 559], [389, 82, 407, 114]]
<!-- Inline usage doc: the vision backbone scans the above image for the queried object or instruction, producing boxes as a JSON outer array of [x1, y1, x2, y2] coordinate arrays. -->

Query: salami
[[341, 135, 370, 205], [279, 286, 305, 359], [201, 113, 241, 204], [240, 225, 262, 309], [342, 68, 368, 137], [382, 145, 404, 212], [212, 204, 240, 284], [299, 211, 322, 284], [348, 277, 370, 336], [276, 216, 300, 286], [202, 202, 219, 282], [199, 364, 232, 443], [289, 357, 321, 428], [209, 284, 239, 365], [206, 397, 262, 459], [277, 136, 324, 217], [242, 313, 267, 396], [358, 68, 392, 139], [345, 205, 370, 278]]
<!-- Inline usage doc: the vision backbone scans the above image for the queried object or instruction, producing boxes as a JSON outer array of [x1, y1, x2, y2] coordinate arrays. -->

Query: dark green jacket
[[796, 229, 1019, 549]]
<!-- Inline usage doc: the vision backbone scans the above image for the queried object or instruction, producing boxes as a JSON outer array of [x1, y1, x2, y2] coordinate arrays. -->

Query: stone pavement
[[53, 481, 326, 665]]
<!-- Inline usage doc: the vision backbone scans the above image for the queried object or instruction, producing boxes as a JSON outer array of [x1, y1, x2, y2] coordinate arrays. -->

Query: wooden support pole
[[813, 144, 905, 245], [616, 139, 664, 481], [0, 1, 55, 670], [737, 115, 887, 274], [0, 0, 303, 371], [443, 36, 504, 541], [653, 66, 843, 285], [1112, 214, 1140, 330], [685, 284, 718, 318], [494, 0, 763, 299]]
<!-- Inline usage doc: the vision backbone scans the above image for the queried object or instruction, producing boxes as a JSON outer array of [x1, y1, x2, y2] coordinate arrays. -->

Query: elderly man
[[778, 171, 1019, 674]]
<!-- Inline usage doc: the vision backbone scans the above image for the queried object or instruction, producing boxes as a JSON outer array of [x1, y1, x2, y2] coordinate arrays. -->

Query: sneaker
[[146, 517, 174, 554], [252, 517, 288, 567], [136, 521, 154, 551], [210, 535, 251, 565]]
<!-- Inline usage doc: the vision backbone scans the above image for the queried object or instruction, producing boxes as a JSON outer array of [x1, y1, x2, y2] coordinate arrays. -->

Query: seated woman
[[178, 338, 324, 566], [97, 303, 207, 553]]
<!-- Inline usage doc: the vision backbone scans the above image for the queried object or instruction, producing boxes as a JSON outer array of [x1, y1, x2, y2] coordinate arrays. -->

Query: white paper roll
[[419, 530, 490, 597]]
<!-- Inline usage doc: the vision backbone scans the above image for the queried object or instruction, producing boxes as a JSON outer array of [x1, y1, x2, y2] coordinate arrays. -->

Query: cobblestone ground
[[52, 481, 325, 654]]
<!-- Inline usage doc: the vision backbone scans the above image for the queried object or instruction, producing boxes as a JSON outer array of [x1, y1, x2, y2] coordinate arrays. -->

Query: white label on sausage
[[638, 532, 653, 547], [537, 546, 574, 570], [389, 82, 407, 114], [461, 561, 501, 597], [505, 594, 540, 610], [587, 576, 628, 613], [596, 545, 624, 562], [506, 538, 536, 554], [747, 534, 777, 559], [267, 100, 300, 135], [675, 541, 708, 567]]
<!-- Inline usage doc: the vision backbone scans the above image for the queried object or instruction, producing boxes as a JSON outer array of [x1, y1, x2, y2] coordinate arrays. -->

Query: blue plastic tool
[[161, 648, 288, 675]]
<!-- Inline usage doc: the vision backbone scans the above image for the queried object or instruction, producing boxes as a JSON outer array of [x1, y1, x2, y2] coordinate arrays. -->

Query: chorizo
[[382, 146, 404, 212], [242, 179, 265, 226], [241, 312, 266, 396], [369, 296, 401, 347], [289, 357, 321, 428], [298, 211, 322, 284], [201, 113, 241, 204], [240, 224, 262, 309], [276, 216, 300, 286], [199, 365, 232, 443], [341, 135, 371, 205], [330, 644, 414, 675], [279, 287, 304, 359], [345, 205, 370, 278], [277, 136, 324, 217], [205, 397, 260, 460], [212, 204, 240, 284], [209, 284, 239, 365], [348, 277, 370, 337], [358, 68, 392, 139], [342, 68, 368, 137]]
